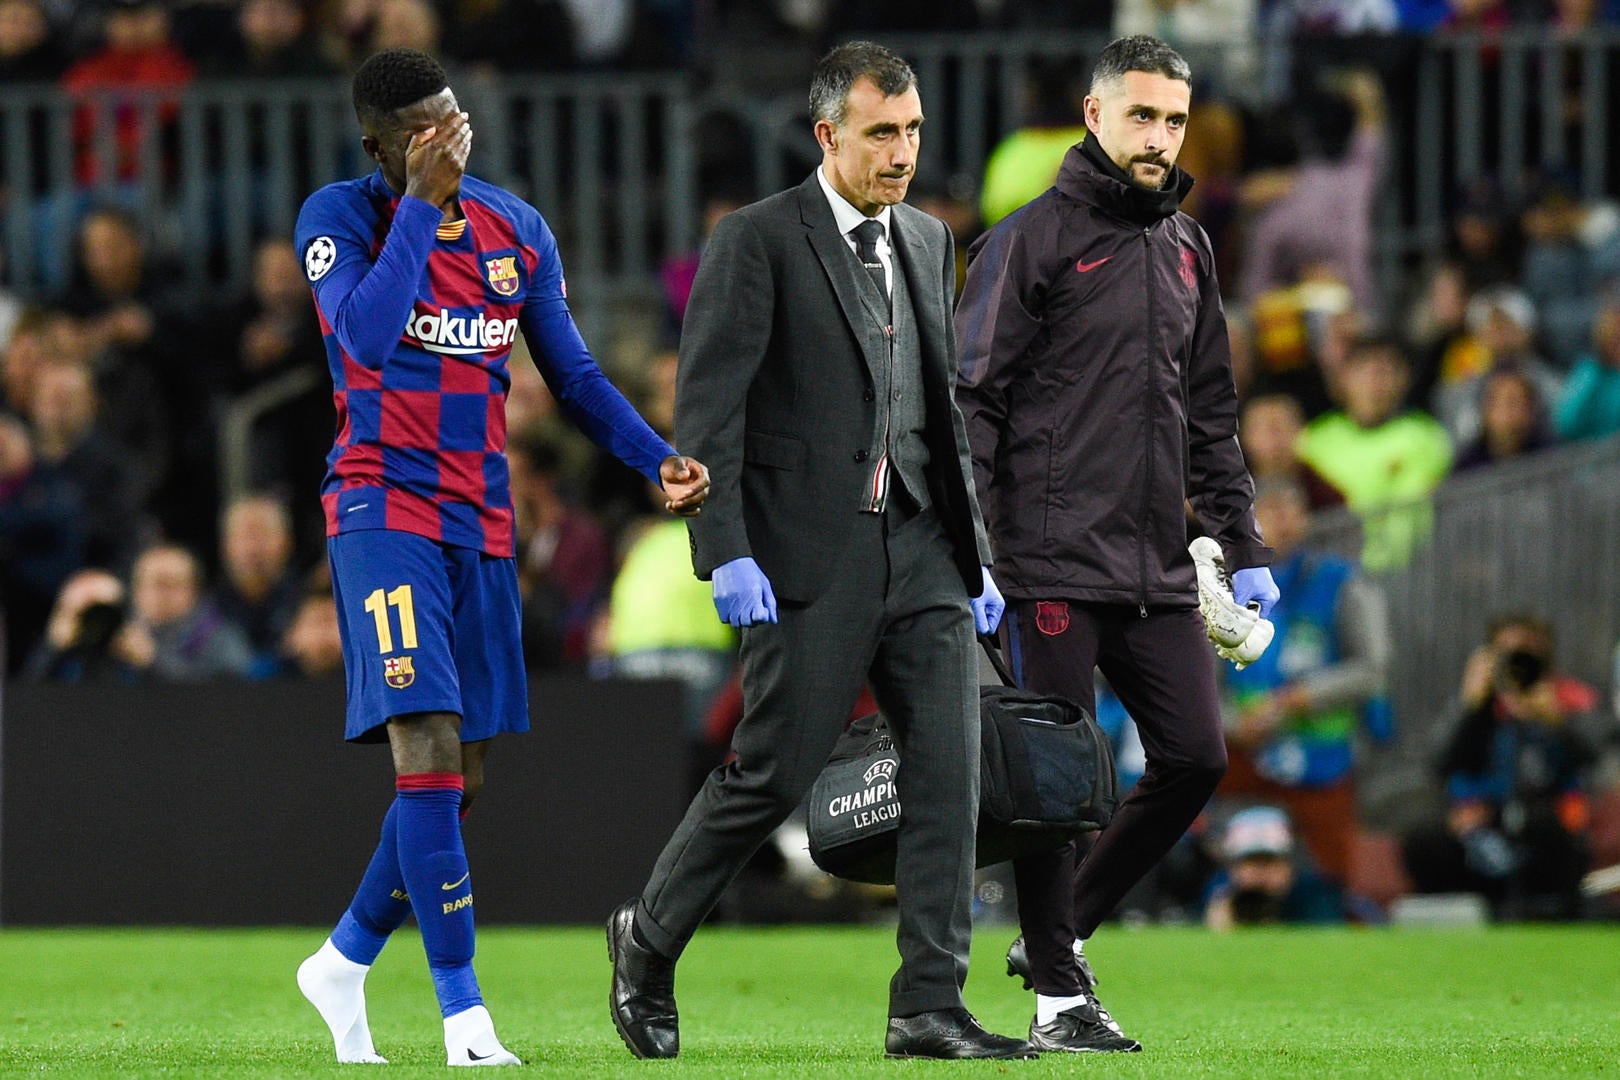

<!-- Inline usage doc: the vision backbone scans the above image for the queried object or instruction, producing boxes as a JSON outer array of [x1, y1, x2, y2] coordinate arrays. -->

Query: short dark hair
[[1345, 333, 1409, 367], [352, 48, 449, 131], [809, 41, 916, 127], [1090, 35, 1192, 94], [1298, 89, 1357, 161]]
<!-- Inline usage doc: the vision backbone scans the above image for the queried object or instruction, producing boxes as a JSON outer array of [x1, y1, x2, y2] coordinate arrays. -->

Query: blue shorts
[[329, 530, 529, 743]]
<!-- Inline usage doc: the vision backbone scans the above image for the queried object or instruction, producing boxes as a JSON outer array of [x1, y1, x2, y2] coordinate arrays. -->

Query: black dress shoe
[[607, 899, 679, 1059], [885, 1008, 1039, 1059]]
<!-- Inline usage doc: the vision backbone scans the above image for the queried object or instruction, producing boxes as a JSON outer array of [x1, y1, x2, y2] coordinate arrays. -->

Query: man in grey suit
[[608, 41, 1035, 1061]]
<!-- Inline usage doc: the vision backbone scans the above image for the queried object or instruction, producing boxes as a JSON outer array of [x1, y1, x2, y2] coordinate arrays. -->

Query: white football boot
[[1189, 537, 1274, 669]]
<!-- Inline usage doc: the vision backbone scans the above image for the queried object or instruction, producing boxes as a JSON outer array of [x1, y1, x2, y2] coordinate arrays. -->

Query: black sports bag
[[806, 635, 1118, 885], [803, 711, 905, 886]]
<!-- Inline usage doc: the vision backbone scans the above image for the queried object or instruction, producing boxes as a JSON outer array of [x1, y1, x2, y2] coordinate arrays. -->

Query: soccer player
[[292, 48, 709, 1066]]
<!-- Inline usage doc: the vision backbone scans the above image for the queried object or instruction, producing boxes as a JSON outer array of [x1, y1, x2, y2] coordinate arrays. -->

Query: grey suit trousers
[[635, 503, 980, 1017]]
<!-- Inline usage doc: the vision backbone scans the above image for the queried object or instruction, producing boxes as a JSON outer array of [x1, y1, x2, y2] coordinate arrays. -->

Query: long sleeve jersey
[[295, 169, 672, 557]]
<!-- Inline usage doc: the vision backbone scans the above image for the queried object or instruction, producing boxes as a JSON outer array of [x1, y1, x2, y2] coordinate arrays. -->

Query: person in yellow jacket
[[605, 514, 737, 790], [978, 65, 1088, 228], [1295, 336, 1452, 572]]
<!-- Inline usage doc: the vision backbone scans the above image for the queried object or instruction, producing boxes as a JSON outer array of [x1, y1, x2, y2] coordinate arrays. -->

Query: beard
[[1124, 156, 1171, 190]]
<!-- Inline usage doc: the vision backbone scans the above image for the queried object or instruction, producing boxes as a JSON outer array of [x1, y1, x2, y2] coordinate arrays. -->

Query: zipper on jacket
[[1138, 225, 1155, 617]]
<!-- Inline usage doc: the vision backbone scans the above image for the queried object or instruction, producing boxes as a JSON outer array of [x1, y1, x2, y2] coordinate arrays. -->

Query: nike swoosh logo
[[467, 1050, 492, 1062], [345, 503, 370, 513], [441, 872, 470, 891], [1075, 256, 1111, 273]]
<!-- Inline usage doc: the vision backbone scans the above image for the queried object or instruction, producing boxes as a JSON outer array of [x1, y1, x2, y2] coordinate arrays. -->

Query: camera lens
[[1500, 649, 1546, 689]]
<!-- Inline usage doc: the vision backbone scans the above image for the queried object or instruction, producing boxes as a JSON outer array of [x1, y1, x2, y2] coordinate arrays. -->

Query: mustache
[[1132, 155, 1169, 169]]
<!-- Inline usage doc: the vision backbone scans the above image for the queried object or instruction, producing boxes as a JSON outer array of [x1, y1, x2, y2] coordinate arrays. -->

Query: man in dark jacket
[[955, 35, 1279, 1053]]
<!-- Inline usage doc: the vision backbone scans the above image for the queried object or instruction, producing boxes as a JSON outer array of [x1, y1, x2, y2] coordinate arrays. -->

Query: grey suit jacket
[[675, 172, 991, 604]]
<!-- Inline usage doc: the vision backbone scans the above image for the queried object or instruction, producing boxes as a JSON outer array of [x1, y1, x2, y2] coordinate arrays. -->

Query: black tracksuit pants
[[1004, 600, 1227, 997]]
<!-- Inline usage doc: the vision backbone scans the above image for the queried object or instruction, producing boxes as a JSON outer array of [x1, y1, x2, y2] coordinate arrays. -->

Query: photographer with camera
[[1401, 613, 1612, 919], [1203, 807, 1346, 930], [26, 567, 134, 682], [27, 545, 255, 683]]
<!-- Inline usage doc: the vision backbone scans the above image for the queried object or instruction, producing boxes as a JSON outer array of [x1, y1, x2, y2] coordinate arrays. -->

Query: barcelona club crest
[[384, 655, 416, 689], [1179, 247, 1199, 290], [484, 256, 520, 297]]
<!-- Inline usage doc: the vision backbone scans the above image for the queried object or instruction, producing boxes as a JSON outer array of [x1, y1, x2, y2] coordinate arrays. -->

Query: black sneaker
[[1005, 935, 1098, 991], [1028, 996, 1141, 1054]]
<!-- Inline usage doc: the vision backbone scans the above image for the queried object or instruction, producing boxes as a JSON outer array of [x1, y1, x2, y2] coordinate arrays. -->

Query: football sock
[[395, 772, 483, 1019], [1037, 993, 1090, 1026], [444, 1003, 522, 1066], [297, 938, 388, 1063], [330, 800, 412, 966]]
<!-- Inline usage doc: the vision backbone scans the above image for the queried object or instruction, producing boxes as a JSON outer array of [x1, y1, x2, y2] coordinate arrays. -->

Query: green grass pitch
[[1, 924, 1616, 1077]]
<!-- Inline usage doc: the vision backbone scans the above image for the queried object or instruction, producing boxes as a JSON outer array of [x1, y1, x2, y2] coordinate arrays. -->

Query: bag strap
[[978, 633, 1019, 689]]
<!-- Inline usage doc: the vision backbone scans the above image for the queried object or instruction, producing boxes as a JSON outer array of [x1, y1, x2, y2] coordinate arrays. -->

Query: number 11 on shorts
[[363, 585, 419, 654]]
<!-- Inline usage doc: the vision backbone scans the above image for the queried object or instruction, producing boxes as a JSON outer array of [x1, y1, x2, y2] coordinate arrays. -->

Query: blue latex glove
[[1232, 566, 1279, 620], [712, 556, 778, 627], [971, 566, 1005, 635]]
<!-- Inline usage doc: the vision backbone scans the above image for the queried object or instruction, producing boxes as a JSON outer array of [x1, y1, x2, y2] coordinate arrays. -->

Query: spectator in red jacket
[[60, 0, 195, 186]]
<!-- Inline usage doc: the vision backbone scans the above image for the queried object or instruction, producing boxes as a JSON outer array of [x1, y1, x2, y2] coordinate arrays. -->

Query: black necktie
[[852, 218, 888, 307]]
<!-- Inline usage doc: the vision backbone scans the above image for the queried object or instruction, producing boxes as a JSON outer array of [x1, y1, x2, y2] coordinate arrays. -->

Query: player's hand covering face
[[372, 87, 470, 207]]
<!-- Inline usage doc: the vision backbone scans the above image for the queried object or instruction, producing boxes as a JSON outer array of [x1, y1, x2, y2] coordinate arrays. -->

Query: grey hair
[[1089, 35, 1192, 95], [809, 40, 917, 127]]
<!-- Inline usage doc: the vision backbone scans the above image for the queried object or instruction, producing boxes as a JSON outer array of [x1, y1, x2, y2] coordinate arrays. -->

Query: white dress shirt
[[817, 165, 893, 296]]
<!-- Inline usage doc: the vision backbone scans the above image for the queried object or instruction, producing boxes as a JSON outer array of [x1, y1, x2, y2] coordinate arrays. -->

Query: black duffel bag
[[806, 635, 1118, 885]]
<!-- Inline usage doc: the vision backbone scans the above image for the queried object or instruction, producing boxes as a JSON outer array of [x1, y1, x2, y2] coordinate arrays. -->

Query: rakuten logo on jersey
[[404, 307, 519, 356]]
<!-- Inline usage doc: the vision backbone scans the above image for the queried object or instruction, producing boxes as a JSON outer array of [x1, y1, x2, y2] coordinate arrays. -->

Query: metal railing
[[1420, 29, 1619, 210], [6, 33, 1619, 321], [216, 365, 322, 513], [1309, 435, 1620, 824], [0, 72, 695, 345]]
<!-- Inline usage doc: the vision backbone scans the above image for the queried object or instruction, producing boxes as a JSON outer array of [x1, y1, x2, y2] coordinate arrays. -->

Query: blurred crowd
[[5, 0, 1620, 99], [3, 0, 1620, 922]]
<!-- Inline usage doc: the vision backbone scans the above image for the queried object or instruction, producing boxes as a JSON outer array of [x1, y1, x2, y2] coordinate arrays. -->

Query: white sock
[[1037, 993, 1090, 1026], [297, 939, 386, 1064], [444, 1004, 521, 1067]]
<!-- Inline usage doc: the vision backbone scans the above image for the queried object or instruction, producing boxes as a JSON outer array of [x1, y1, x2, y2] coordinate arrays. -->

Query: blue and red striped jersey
[[295, 169, 673, 557]]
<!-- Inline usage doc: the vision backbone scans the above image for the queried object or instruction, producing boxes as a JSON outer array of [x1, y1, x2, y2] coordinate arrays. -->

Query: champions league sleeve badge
[[305, 236, 337, 282]]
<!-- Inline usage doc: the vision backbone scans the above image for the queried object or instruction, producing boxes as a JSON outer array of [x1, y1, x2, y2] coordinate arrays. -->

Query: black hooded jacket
[[955, 137, 1270, 609]]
